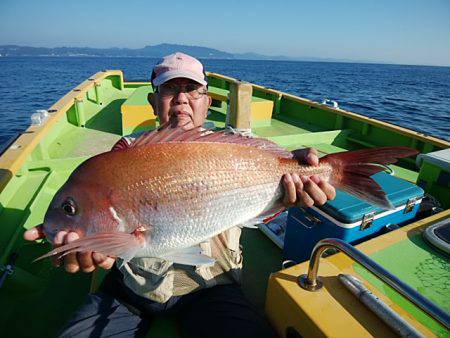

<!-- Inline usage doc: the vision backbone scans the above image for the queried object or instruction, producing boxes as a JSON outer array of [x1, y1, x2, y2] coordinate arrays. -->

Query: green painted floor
[[355, 233, 449, 337]]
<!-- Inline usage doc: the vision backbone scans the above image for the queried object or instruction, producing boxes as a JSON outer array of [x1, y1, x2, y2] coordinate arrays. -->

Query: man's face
[[150, 78, 211, 130]]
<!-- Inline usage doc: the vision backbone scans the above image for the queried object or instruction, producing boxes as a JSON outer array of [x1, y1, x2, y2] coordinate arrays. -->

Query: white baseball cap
[[151, 52, 208, 86]]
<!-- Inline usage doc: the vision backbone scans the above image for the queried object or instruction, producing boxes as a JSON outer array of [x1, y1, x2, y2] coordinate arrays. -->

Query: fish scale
[[123, 167, 285, 256], [87, 143, 291, 256]]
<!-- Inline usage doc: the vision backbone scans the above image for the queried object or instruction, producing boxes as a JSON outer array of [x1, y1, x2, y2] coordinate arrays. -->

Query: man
[[24, 53, 336, 337]]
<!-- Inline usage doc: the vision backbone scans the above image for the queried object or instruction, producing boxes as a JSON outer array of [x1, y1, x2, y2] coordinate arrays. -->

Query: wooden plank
[[228, 81, 253, 130]]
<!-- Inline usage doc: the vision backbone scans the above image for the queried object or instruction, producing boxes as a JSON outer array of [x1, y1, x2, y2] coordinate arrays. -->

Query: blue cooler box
[[283, 172, 424, 262]]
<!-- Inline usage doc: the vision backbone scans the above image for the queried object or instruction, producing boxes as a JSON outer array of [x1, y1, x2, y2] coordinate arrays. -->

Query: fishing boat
[[0, 70, 448, 337]]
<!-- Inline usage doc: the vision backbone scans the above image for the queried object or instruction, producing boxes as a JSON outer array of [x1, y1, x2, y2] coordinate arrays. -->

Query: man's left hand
[[282, 148, 336, 208]]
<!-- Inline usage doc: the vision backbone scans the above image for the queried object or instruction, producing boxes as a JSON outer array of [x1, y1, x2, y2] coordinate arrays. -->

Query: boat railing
[[297, 238, 450, 330]]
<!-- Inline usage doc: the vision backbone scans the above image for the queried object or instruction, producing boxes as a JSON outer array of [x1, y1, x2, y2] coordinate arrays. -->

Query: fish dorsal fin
[[111, 137, 132, 151], [124, 123, 293, 159]]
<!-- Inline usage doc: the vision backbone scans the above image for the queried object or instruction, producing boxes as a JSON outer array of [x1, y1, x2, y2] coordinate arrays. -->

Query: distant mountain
[[0, 43, 359, 63], [0, 44, 235, 59], [138, 44, 234, 59]]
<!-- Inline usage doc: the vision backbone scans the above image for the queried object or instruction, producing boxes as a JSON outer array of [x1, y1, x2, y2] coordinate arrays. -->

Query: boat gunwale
[[0, 70, 123, 191], [207, 71, 450, 148]]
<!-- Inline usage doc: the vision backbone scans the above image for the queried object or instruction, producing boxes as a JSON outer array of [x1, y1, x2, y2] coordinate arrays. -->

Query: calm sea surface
[[0, 57, 449, 147]]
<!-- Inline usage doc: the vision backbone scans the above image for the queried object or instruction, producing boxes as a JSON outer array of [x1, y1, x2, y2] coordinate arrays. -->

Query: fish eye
[[61, 198, 77, 216]]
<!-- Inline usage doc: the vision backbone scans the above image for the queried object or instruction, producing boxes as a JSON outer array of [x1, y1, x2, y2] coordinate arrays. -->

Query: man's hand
[[23, 225, 115, 273], [282, 148, 336, 208]]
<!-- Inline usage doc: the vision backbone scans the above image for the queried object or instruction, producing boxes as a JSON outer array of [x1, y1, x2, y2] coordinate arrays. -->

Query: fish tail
[[34, 232, 144, 263], [321, 146, 418, 209]]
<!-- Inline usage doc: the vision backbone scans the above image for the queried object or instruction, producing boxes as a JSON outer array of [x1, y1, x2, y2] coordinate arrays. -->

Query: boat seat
[[416, 148, 450, 206], [121, 86, 157, 135]]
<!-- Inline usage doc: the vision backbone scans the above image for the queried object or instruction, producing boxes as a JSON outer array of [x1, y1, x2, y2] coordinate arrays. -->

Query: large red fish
[[37, 126, 418, 265]]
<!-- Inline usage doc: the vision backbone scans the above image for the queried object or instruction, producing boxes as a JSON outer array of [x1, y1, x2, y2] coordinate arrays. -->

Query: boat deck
[[0, 72, 448, 337]]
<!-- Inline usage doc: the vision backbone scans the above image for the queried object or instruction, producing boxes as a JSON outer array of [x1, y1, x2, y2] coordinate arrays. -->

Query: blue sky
[[0, 0, 449, 66]]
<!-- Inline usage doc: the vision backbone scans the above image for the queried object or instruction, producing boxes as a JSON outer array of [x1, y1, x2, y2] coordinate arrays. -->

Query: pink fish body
[[39, 126, 417, 265]]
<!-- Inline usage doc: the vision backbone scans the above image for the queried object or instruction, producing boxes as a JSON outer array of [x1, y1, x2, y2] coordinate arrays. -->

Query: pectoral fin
[[238, 205, 286, 228], [34, 232, 144, 263], [159, 246, 215, 267]]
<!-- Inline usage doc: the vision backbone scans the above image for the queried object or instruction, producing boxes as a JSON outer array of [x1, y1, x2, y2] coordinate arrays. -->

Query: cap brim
[[153, 70, 207, 86]]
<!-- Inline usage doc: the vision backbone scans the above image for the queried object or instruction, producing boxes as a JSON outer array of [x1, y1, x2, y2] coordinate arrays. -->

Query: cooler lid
[[320, 172, 424, 223]]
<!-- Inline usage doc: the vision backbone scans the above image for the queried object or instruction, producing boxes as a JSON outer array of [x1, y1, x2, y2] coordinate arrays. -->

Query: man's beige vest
[[117, 227, 243, 303]]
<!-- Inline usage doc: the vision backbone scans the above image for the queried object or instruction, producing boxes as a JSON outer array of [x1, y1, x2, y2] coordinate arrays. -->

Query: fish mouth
[[40, 222, 59, 242]]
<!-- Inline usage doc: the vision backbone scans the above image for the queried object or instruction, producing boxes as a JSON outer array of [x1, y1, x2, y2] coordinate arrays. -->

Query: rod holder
[[74, 98, 86, 127], [94, 82, 102, 105]]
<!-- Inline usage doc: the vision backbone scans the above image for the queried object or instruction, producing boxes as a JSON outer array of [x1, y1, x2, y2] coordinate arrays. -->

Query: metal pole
[[339, 274, 424, 338], [297, 238, 449, 330]]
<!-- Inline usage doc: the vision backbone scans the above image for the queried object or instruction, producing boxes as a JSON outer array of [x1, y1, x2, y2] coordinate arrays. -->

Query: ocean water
[[0, 57, 449, 148]]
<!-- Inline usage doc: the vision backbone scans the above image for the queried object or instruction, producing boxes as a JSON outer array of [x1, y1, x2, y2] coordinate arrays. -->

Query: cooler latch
[[295, 208, 322, 228], [303, 209, 322, 225], [360, 212, 375, 230], [404, 197, 420, 214]]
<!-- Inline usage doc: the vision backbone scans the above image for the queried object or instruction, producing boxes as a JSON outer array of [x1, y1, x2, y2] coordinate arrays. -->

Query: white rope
[[225, 125, 253, 137]]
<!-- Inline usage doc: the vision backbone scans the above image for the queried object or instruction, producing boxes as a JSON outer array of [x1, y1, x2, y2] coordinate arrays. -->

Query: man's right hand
[[23, 225, 115, 273], [282, 148, 336, 208]]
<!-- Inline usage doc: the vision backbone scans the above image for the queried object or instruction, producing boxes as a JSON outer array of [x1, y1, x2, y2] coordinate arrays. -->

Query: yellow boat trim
[[125, 81, 151, 86]]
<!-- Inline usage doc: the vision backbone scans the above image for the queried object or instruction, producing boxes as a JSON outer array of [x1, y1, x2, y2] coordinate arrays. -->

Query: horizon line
[[1, 43, 449, 68]]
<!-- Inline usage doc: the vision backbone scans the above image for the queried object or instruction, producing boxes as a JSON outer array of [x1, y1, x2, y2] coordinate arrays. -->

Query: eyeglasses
[[157, 83, 208, 100]]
